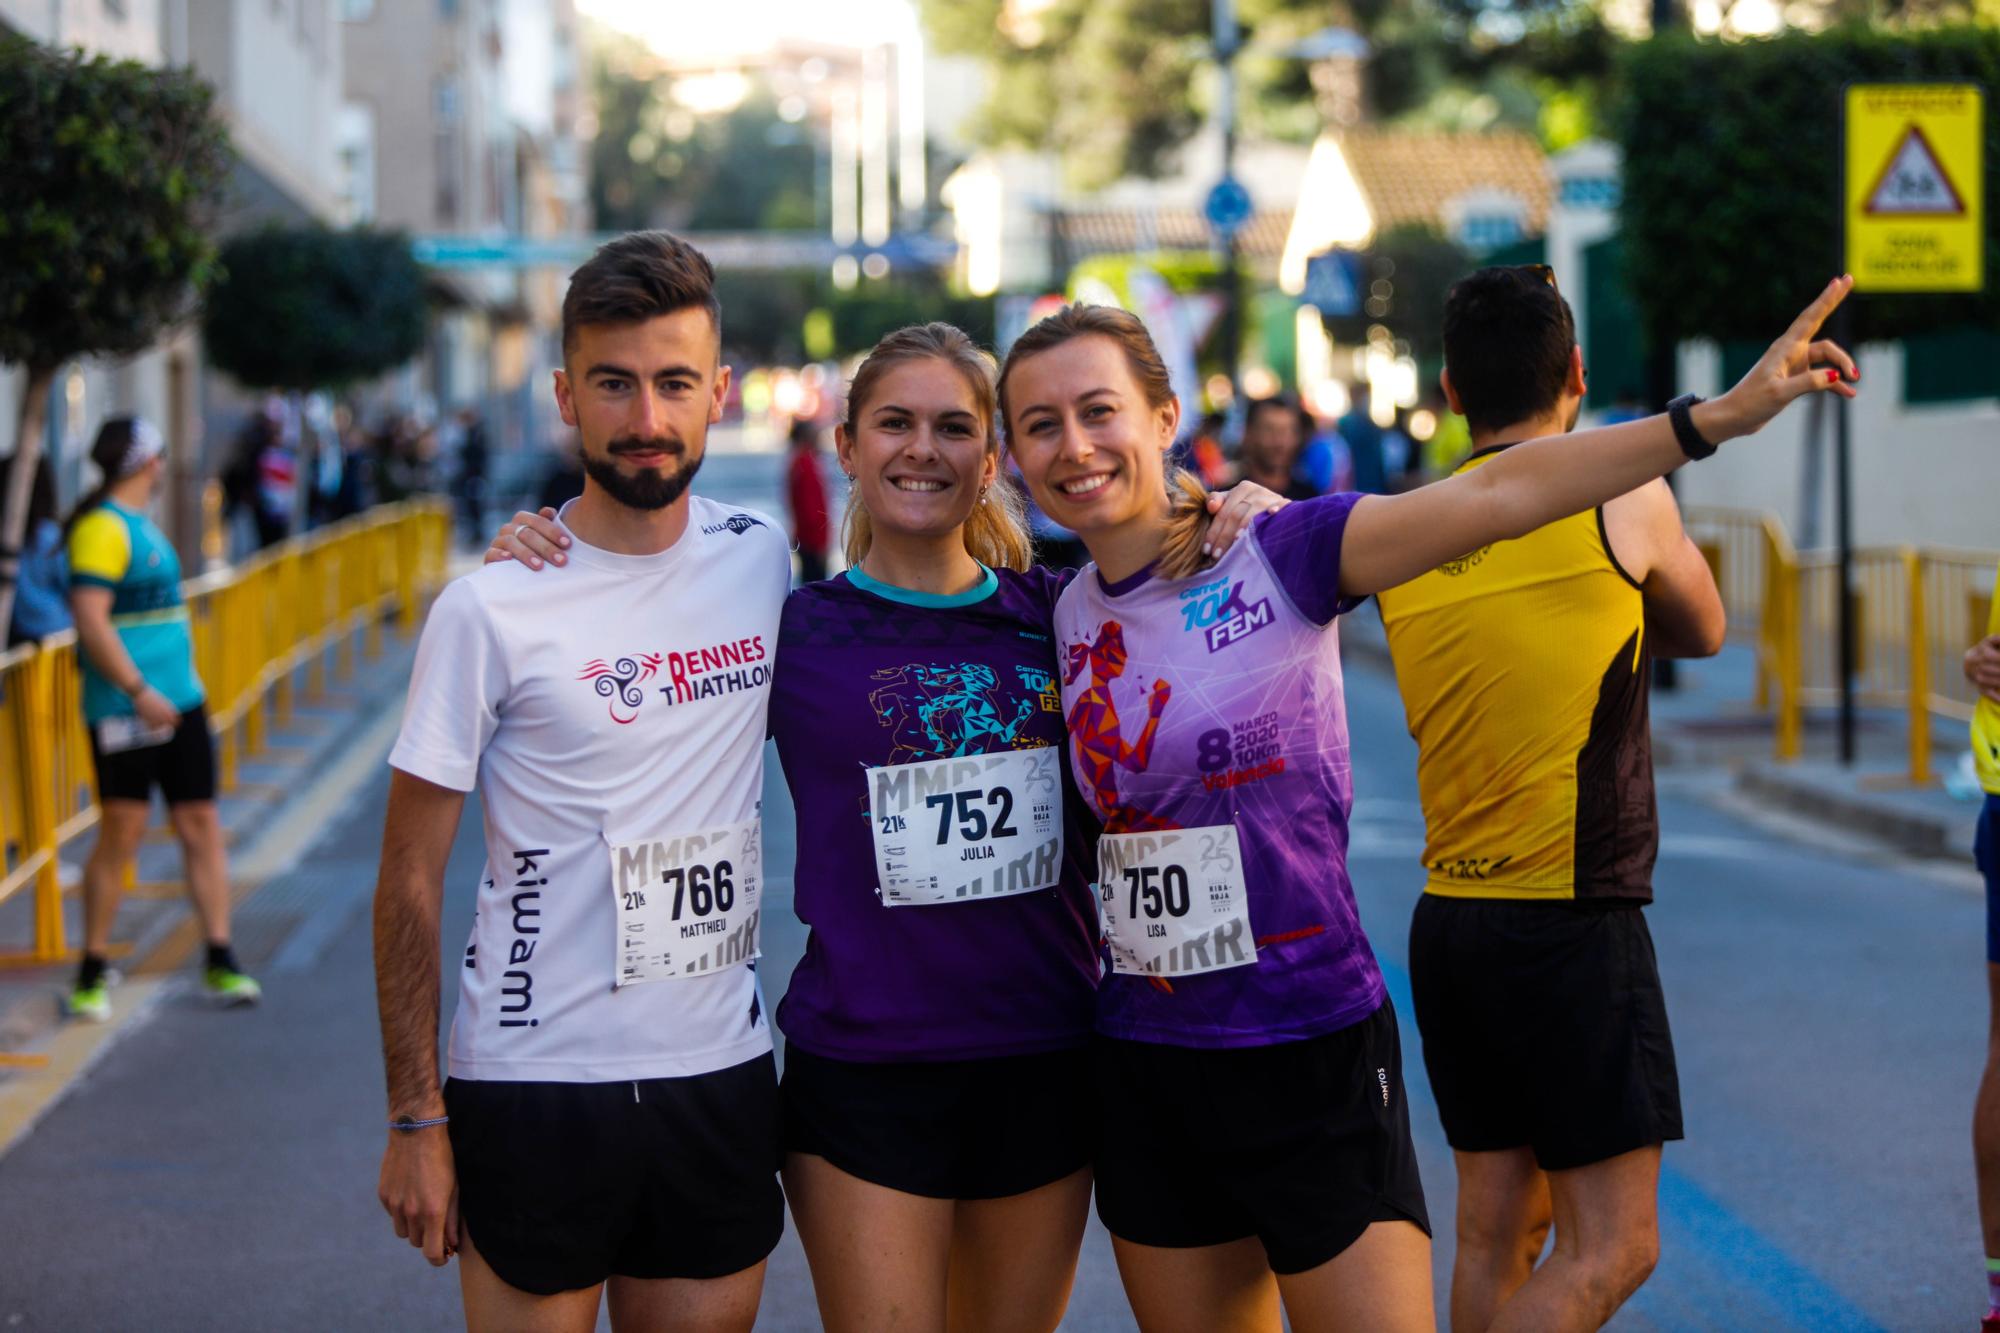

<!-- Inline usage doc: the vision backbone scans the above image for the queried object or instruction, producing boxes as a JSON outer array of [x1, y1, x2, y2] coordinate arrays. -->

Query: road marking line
[[0, 978, 170, 1160]]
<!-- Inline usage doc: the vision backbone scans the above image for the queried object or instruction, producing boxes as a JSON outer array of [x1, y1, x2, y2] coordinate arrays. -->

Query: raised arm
[[374, 768, 467, 1268], [1338, 276, 1858, 598]]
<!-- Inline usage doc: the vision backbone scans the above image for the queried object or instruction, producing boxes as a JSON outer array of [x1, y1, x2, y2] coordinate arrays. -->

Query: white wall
[[0, 0, 163, 60], [1674, 339, 2000, 552], [222, 0, 344, 211]]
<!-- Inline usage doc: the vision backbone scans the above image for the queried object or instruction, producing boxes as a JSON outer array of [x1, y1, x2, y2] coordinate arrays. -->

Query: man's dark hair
[[1441, 266, 1578, 435], [561, 230, 720, 358], [1244, 395, 1296, 429]]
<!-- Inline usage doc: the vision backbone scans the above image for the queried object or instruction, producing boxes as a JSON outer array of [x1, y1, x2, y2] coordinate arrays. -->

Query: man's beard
[[583, 438, 703, 511]]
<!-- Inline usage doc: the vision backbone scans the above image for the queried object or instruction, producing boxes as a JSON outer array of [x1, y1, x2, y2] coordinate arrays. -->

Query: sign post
[[1837, 83, 1984, 765]]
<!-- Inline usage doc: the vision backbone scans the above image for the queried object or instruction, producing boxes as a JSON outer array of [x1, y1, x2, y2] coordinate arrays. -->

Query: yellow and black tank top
[[1376, 446, 1656, 903]]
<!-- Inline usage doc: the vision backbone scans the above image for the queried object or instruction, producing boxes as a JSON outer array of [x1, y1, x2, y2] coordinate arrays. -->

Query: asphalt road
[[0, 449, 1984, 1331]]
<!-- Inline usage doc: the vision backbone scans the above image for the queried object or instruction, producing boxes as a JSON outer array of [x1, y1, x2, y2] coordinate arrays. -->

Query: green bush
[[822, 279, 994, 359], [1617, 25, 2000, 347], [203, 226, 428, 390]]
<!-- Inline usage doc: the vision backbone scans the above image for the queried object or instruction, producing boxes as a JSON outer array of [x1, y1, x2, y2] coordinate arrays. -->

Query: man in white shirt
[[373, 231, 791, 1331]]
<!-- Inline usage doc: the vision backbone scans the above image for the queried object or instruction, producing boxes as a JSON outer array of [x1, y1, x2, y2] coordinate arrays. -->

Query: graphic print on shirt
[[579, 637, 773, 718], [1054, 498, 1390, 1045], [1177, 574, 1277, 654], [1061, 621, 1174, 833], [577, 654, 663, 724], [868, 662, 1041, 764], [501, 847, 549, 1028], [701, 513, 768, 537]]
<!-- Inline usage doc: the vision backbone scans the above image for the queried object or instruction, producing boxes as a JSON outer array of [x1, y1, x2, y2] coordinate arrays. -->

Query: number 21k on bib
[[605, 819, 762, 987], [868, 748, 1064, 906]]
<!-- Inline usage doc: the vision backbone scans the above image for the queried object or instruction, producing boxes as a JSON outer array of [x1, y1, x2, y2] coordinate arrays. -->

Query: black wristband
[[1666, 393, 1717, 461]]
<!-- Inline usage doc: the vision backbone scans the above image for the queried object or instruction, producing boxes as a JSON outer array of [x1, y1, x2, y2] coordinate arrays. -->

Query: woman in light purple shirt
[[997, 283, 1856, 1331]]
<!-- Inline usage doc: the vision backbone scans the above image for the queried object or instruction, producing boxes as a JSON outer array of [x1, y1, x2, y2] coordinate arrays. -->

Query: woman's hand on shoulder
[[1203, 482, 1291, 558], [485, 508, 568, 570]]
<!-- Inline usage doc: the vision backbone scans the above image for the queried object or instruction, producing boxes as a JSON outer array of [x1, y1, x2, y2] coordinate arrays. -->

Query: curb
[[1734, 762, 1961, 860]]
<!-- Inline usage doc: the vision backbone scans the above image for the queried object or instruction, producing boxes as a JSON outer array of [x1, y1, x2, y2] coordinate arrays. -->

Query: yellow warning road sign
[[1845, 84, 1984, 293]]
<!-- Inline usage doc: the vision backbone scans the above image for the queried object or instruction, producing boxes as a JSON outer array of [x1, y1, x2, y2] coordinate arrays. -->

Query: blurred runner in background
[[786, 417, 831, 584], [64, 416, 260, 1023]]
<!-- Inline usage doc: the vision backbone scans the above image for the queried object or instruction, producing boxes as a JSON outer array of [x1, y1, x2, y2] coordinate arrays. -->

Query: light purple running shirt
[[1053, 494, 1385, 1048]]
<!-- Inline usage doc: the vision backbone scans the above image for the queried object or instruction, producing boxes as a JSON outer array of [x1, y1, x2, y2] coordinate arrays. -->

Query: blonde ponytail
[[1156, 469, 1219, 580]]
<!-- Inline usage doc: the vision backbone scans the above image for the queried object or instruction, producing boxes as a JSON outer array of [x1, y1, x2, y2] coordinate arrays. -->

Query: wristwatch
[[1665, 393, 1718, 461]]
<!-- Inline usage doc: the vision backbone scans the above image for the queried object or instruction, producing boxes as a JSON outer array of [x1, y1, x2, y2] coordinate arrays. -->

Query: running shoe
[[204, 967, 262, 1006], [64, 982, 111, 1023], [1982, 1314, 2000, 1333]]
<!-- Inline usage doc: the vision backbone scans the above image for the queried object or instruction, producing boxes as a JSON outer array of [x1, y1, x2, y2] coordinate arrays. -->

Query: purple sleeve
[[1250, 492, 1365, 627], [1012, 563, 1077, 623]]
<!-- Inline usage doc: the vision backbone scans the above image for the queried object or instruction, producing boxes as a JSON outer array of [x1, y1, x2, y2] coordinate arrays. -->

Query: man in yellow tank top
[[1378, 267, 1726, 1332], [1964, 570, 2000, 1332]]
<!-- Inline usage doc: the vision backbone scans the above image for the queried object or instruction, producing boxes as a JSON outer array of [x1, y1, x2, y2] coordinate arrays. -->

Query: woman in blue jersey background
[[64, 417, 260, 1021]]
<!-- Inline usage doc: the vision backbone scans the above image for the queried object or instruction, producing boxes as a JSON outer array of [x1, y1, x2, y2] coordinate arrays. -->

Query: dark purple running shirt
[[771, 564, 1101, 1062], [1053, 494, 1385, 1048]]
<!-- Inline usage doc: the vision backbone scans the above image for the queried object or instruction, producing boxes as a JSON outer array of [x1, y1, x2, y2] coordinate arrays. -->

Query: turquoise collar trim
[[846, 562, 999, 608]]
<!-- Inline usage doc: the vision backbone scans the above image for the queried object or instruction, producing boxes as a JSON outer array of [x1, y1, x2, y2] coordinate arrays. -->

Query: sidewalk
[[0, 604, 429, 1155], [1340, 603, 1986, 862]]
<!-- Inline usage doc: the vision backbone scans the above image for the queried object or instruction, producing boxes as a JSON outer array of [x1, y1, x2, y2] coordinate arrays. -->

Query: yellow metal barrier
[[1761, 516, 1802, 761], [0, 498, 450, 966], [1683, 507, 1803, 755], [1686, 504, 1997, 780], [1683, 507, 1772, 646]]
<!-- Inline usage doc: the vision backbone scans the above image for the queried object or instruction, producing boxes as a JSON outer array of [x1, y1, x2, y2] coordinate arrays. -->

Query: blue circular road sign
[[1204, 176, 1254, 238]]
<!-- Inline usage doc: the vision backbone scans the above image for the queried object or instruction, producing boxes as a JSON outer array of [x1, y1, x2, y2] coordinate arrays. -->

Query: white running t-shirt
[[389, 495, 791, 1083]]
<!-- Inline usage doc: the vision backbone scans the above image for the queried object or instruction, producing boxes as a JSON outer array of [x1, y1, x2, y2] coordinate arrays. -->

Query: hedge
[[1617, 24, 1999, 348]]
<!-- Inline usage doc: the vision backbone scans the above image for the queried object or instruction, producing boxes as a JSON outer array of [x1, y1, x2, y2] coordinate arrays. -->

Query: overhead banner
[[1844, 84, 1985, 292]]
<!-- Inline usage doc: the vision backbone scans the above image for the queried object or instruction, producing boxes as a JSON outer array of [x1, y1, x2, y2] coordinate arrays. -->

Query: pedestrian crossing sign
[[1844, 84, 1984, 292]]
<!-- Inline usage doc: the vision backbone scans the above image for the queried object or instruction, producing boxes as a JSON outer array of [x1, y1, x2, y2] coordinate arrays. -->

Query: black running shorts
[[444, 1054, 784, 1296], [780, 1042, 1094, 1200], [1408, 895, 1683, 1172], [88, 703, 216, 805], [1091, 999, 1430, 1275]]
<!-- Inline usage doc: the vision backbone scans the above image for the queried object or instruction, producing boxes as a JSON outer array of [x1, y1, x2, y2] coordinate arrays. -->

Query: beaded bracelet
[[389, 1114, 450, 1131]]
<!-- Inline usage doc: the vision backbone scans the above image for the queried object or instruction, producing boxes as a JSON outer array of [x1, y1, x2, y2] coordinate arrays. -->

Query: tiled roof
[[1336, 128, 1551, 234], [1052, 209, 1294, 263]]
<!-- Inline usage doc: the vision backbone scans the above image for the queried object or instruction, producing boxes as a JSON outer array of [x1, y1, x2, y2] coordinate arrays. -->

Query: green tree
[[918, 0, 1628, 185], [918, 1, 1988, 181], [588, 31, 818, 234], [0, 35, 231, 631], [202, 227, 428, 391]]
